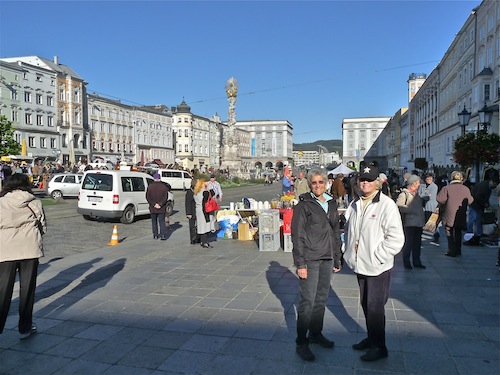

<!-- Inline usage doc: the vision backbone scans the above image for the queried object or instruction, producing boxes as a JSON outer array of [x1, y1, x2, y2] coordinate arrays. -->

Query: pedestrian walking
[[193, 178, 216, 248], [343, 166, 404, 362], [291, 169, 342, 362], [146, 173, 169, 240], [437, 171, 474, 257], [0, 173, 46, 339], [418, 173, 440, 245], [185, 178, 200, 244], [397, 174, 426, 269], [294, 171, 310, 197], [208, 174, 223, 203]]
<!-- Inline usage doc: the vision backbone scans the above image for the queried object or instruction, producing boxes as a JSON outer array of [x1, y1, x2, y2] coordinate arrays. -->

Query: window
[[12, 110, 18, 122], [36, 75, 42, 82], [59, 87, 65, 101], [25, 113, 32, 124], [184, 144, 189, 152], [184, 129, 188, 137], [47, 96, 53, 106], [54, 175, 64, 183], [40, 137, 46, 148], [24, 92, 31, 102], [36, 114, 43, 125], [74, 88, 79, 102], [64, 175, 76, 184], [178, 143, 182, 152], [36, 94, 42, 104], [484, 84, 490, 101], [50, 138, 56, 148], [47, 115, 53, 127], [28, 137, 35, 147], [11, 90, 17, 100], [487, 46, 493, 66]]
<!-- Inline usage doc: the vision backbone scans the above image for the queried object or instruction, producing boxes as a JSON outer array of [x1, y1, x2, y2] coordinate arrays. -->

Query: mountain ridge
[[293, 139, 342, 154]]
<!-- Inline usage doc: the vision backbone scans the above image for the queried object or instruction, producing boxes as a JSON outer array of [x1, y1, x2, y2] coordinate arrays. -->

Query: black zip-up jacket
[[291, 192, 342, 269]]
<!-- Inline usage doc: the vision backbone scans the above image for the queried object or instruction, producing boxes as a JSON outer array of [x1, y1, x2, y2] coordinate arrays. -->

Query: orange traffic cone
[[107, 225, 119, 246]]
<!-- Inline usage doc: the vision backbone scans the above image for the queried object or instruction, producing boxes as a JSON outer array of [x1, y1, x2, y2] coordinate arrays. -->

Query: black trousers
[[402, 227, 423, 266], [296, 259, 333, 346], [151, 213, 167, 238], [357, 270, 391, 350], [445, 225, 463, 256], [188, 217, 199, 243], [0, 258, 39, 334]]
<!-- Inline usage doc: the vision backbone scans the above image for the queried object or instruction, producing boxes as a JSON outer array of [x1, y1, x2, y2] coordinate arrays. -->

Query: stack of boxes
[[258, 210, 280, 251]]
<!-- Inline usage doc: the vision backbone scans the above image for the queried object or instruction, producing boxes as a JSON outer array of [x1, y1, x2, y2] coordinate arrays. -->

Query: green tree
[[0, 115, 21, 156]]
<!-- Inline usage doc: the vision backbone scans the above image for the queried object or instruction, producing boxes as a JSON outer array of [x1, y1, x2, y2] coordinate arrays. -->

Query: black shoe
[[445, 252, 456, 257], [153, 236, 158, 240], [360, 347, 388, 362], [308, 334, 334, 348], [352, 338, 371, 351], [19, 325, 37, 340], [160, 237, 167, 241], [404, 264, 412, 270], [296, 344, 315, 361], [201, 243, 213, 248], [414, 264, 426, 269]]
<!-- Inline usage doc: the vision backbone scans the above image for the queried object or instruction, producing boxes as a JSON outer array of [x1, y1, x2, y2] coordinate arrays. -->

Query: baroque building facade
[[0, 56, 89, 164]]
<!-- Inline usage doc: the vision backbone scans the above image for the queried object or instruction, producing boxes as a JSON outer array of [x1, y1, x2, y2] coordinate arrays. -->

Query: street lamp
[[478, 102, 492, 132], [458, 105, 471, 135]]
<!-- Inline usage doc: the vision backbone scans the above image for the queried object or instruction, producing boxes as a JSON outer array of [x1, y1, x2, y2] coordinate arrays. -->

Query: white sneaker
[[19, 325, 37, 340], [430, 241, 440, 247]]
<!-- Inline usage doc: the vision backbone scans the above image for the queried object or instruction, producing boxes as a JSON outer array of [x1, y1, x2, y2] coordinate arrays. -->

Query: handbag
[[204, 192, 220, 213], [27, 205, 45, 235], [423, 206, 441, 232]]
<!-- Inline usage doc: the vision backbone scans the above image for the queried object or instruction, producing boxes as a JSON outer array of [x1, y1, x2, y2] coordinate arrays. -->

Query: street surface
[[42, 182, 283, 259]]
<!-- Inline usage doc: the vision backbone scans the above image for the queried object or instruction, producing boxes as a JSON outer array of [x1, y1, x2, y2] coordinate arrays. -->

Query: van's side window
[[131, 177, 145, 192], [171, 171, 181, 178], [121, 178, 133, 192]]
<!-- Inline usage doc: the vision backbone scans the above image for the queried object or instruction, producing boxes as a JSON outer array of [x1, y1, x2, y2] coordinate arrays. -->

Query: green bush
[[232, 176, 241, 184]]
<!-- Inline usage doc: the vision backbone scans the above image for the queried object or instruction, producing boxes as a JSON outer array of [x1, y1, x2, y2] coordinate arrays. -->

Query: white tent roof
[[328, 164, 356, 175]]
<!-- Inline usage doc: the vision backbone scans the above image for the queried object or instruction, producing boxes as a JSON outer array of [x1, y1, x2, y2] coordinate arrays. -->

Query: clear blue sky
[[0, 0, 479, 143]]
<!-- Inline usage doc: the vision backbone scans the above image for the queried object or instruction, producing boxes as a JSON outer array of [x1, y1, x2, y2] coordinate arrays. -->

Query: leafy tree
[[453, 132, 500, 167], [0, 115, 21, 156]]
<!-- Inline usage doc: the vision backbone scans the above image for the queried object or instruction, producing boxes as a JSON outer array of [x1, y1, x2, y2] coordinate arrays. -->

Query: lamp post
[[458, 105, 471, 135], [478, 102, 492, 133]]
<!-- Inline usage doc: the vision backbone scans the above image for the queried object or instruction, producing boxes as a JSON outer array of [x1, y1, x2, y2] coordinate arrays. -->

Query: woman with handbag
[[193, 178, 216, 248], [0, 173, 46, 339]]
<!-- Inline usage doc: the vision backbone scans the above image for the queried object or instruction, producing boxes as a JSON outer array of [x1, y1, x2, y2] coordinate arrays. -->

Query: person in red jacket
[[146, 173, 170, 240]]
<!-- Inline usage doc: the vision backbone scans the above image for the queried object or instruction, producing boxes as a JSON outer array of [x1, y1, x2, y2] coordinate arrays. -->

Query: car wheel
[[120, 205, 135, 224], [51, 190, 63, 200], [165, 202, 174, 217], [82, 215, 92, 221]]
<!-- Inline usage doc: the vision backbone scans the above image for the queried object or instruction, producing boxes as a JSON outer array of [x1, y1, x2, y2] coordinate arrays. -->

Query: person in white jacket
[[343, 165, 404, 362], [0, 173, 46, 339]]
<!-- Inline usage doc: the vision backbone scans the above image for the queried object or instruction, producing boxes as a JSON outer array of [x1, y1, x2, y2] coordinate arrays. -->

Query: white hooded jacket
[[0, 190, 46, 262], [343, 190, 404, 276]]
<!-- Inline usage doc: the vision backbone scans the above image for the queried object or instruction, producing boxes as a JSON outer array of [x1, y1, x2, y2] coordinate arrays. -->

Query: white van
[[157, 169, 192, 190], [77, 170, 174, 224]]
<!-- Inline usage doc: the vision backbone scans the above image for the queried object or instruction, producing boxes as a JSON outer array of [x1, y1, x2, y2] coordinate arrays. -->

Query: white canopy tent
[[328, 163, 356, 176]]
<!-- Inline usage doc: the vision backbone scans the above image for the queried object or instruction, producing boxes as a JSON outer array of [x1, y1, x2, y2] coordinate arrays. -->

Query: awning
[[153, 159, 165, 167]]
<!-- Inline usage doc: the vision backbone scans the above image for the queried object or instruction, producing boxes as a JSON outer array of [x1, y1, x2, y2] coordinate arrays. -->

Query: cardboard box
[[238, 222, 253, 241]]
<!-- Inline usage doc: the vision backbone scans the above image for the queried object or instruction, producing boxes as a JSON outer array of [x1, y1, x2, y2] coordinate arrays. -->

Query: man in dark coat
[[185, 178, 199, 244], [464, 177, 498, 245], [146, 173, 169, 240]]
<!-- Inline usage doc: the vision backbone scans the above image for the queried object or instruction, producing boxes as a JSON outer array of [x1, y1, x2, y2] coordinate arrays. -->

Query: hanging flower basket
[[453, 132, 500, 167]]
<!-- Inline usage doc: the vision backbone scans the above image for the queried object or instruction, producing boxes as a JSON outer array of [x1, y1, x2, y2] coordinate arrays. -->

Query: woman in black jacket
[[185, 178, 199, 244], [291, 169, 343, 362]]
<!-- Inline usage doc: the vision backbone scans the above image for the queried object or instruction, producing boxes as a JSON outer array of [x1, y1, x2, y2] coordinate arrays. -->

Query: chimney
[[54, 56, 59, 65]]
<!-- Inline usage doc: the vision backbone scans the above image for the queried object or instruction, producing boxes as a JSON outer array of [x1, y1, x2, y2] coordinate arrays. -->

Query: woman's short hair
[[0, 173, 32, 197], [450, 171, 464, 181], [307, 169, 327, 189]]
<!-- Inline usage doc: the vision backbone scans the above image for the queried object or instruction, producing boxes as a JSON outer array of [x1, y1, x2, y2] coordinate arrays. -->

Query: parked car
[[157, 169, 192, 190], [77, 170, 174, 224], [47, 173, 84, 199]]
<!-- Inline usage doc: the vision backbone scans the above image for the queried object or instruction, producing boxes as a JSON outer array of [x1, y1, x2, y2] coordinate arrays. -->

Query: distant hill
[[293, 139, 342, 154]]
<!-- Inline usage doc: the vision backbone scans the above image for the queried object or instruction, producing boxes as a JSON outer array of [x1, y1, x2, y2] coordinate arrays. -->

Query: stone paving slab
[[1, 225, 499, 374]]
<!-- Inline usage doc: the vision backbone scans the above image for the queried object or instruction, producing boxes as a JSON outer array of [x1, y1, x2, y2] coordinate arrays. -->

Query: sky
[[0, 0, 480, 144]]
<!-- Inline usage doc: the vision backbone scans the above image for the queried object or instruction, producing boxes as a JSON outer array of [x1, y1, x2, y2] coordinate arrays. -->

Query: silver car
[[47, 173, 84, 199]]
